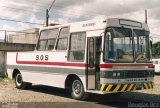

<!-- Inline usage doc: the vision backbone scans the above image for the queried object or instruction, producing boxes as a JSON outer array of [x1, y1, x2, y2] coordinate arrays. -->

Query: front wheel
[[15, 73, 31, 89], [70, 79, 89, 100]]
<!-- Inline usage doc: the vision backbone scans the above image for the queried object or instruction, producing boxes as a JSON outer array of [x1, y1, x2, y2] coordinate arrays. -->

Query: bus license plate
[[136, 83, 143, 88]]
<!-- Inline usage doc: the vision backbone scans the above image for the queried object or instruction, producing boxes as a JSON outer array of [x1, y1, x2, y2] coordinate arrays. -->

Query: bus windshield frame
[[103, 27, 150, 63]]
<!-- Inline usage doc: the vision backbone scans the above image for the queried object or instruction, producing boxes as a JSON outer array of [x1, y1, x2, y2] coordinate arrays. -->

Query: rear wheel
[[15, 73, 31, 89], [70, 78, 89, 100]]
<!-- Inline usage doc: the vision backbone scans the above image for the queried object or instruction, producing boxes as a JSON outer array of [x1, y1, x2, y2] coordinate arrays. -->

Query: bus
[[7, 18, 154, 100]]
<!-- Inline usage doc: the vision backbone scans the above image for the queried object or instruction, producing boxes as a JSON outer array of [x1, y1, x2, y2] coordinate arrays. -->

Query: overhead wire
[[0, 18, 43, 25]]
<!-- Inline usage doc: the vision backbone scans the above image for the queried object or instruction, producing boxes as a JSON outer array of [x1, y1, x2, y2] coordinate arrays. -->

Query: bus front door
[[87, 37, 101, 90]]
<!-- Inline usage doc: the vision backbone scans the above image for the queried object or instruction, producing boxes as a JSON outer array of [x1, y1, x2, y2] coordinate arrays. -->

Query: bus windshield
[[104, 27, 133, 62], [104, 27, 150, 63]]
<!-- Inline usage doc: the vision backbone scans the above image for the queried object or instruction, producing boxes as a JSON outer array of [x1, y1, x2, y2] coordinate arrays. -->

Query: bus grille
[[125, 71, 148, 78]]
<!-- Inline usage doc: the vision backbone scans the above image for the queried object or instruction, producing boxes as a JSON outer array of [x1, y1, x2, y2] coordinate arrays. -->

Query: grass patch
[[0, 77, 13, 83]]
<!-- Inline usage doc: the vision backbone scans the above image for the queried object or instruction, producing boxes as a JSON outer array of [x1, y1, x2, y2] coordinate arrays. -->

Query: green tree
[[152, 42, 160, 58]]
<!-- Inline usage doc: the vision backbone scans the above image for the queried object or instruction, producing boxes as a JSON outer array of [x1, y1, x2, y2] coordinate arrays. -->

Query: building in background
[[0, 28, 39, 77], [8, 28, 39, 44]]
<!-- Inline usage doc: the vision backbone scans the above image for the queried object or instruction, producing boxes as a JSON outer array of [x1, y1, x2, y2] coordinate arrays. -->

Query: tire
[[111, 92, 123, 97], [15, 73, 31, 89], [70, 78, 89, 100]]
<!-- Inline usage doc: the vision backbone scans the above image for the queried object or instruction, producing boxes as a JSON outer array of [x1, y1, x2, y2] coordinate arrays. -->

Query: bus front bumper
[[100, 82, 153, 93]]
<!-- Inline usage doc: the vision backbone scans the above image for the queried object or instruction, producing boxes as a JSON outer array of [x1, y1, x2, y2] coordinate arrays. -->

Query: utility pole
[[46, 0, 56, 26], [46, 9, 49, 26], [145, 9, 147, 24], [4, 30, 7, 43]]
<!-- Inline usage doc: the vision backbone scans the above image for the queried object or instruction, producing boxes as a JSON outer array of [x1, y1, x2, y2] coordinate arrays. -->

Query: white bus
[[7, 18, 154, 100]]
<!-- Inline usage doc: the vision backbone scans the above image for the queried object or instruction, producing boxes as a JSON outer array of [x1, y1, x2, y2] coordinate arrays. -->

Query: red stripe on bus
[[16, 61, 86, 67], [16, 53, 86, 67], [16, 53, 154, 68]]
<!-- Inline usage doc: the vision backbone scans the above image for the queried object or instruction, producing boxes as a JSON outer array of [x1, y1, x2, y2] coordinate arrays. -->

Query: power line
[[48, 0, 56, 12], [0, 18, 43, 25], [46, 0, 57, 26]]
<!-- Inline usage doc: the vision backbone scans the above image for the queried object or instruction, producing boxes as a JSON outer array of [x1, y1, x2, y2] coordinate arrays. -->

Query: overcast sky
[[0, 0, 160, 42]]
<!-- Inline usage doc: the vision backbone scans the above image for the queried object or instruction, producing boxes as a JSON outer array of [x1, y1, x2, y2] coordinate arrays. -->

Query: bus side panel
[[22, 71, 67, 88], [21, 71, 86, 89], [8, 51, 87, 90]]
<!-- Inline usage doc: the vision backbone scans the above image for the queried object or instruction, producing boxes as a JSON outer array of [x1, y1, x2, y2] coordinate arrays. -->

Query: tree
[[152, 42, 160, 58]]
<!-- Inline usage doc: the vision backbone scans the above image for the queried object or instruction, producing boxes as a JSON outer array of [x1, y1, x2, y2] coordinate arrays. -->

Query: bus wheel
[[15, 73, 27, 89], [70, 78, 88, 100]]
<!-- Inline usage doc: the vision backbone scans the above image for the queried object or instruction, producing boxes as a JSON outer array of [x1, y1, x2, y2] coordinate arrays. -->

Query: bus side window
[[37, 29, 59, 51], [56, 27, 69, 50], [68, 32, 86, 61]]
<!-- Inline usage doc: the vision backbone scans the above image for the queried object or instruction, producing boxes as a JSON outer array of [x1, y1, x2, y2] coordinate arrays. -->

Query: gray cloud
[[149, 7, 160, 19], [55, 0, 95, 7], [1, 0, 160, 42]]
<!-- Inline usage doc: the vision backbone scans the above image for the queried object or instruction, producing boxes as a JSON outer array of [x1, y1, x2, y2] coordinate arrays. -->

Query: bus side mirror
[[99, 48, 103, 53], [106, 32, 111, 38], [150, 40, 152, 49]]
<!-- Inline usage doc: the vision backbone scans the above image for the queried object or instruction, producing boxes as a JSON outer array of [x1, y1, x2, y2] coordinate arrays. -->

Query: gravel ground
[[0, 76, 160, 108], [0, 80, 78, 102]]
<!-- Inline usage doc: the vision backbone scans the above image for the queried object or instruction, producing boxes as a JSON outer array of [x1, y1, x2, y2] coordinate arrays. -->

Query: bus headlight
[[149, 71, 154, 77], [113, 73, 117, 78], [146, 71, 154, 77], [117, 72, 121, 77], [112, 72, 121, 78], [101, 71, 124, 79]]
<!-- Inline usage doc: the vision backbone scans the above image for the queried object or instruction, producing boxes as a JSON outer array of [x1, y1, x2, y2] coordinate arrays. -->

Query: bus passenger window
[[68, 32, 86, 61], [57, 27, 69, 50], [37, 40, 47, 50], [46, 40, 56, 50], [37, 29, 59, 51]]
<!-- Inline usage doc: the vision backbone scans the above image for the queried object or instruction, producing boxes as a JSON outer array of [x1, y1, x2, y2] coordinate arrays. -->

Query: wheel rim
[[72, 80, 82, 96], [16, 74, 22, 86]]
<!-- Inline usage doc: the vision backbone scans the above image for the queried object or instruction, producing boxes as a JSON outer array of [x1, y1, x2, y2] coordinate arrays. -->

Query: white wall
[[0, 51, 6, 77], [8, 28, 39, 44]]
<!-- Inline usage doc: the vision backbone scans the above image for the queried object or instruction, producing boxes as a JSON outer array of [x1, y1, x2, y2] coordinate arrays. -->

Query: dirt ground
[[0, 76, 160, 108]]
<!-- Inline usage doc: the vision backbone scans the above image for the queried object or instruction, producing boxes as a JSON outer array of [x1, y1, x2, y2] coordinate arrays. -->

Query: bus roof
[[40, 18, 149, 32]]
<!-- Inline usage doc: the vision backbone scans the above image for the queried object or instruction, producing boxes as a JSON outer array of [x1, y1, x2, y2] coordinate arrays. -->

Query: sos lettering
[[36, 55, 49, 61]]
